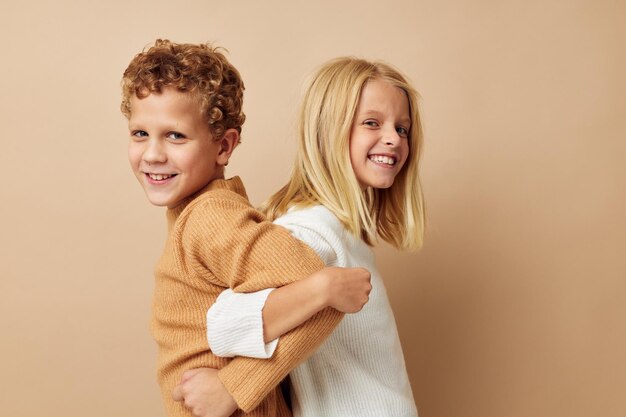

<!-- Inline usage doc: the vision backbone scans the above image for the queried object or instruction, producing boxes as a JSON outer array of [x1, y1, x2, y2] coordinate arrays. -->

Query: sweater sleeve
[[273, 209, 340, 267], [181, 196, 343, 412], [181, 196, 327, 291], [206, 207, 341, 360], [206, 288, 279, 359]]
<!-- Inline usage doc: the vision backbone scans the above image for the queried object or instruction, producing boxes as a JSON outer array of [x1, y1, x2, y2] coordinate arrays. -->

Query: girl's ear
[[216, 128, 240, 166]]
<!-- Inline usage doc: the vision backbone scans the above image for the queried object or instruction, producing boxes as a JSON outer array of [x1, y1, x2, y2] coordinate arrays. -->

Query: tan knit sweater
[[152, 177, 343, 417]]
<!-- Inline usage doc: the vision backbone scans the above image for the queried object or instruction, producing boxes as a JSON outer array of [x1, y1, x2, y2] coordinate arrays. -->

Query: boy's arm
[[181, 197, 344, 412], [218, 307, 341, 411]]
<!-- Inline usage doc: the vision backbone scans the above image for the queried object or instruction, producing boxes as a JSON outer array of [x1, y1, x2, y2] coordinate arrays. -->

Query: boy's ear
[[216, 128, 240, 166]]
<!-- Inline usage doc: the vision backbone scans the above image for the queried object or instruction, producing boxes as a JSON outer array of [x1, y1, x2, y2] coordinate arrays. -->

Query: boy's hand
[[320, 266, 372, 313], [172, 368, 237, 417]]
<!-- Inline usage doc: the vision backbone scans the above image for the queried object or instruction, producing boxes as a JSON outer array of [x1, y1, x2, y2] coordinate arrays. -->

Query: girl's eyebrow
[[399, 117, 412, 126], [356, 110, 382, 118], [357, 110, 411, 126]]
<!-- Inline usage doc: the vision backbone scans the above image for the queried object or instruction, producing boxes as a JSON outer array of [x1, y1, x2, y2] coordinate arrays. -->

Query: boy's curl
[[121, 39, 246, 140]]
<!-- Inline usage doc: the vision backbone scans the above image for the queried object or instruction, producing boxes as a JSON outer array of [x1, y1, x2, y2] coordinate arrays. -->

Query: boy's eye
[[131, 130, 148, 139], [167, 132, 186, 140]]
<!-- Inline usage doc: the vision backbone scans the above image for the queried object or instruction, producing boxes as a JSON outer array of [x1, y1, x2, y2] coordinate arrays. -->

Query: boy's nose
[[142, 139, 167, 164]]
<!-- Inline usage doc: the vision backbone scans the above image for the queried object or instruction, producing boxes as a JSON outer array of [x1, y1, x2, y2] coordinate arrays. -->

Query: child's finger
[[171, 384, 184, 402], [181, 368, 202, 382]]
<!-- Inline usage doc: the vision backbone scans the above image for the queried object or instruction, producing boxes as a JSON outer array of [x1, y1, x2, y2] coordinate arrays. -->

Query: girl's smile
[[367, 153, 400, 166], [349, 78, 410, 189]]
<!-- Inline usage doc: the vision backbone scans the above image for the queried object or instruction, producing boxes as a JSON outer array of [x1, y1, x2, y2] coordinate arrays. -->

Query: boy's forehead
[[133, 86, 200, 103], [130, 88, 202, 115], [128, 88, 207, 131]]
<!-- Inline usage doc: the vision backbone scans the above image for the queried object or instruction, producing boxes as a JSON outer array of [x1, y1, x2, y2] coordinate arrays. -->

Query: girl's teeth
[[369, 155, 395, 165]]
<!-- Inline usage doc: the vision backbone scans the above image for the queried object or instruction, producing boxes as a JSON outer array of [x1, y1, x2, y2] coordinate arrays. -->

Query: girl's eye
[[167, 132, 186, 140], [396, 127, 409, 137], [363, 120, 379, 127]]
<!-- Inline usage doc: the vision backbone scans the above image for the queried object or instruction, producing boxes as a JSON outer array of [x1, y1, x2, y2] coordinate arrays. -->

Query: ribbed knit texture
[[207, 288, 279, 358], [277, 206, 418, 417], [207, 205, 419, 416], [152, 177, 343, 416]]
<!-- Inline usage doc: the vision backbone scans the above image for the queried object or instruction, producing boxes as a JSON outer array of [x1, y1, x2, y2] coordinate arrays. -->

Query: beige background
[[1, 1, 625, 416]]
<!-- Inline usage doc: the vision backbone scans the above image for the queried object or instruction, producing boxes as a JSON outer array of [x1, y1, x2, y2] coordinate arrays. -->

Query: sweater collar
[[165, 176, 247, 224]]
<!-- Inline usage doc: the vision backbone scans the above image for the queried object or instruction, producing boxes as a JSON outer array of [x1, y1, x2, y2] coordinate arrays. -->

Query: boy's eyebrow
[[127, 122, 145, 131], [127, 120, 189, 131]]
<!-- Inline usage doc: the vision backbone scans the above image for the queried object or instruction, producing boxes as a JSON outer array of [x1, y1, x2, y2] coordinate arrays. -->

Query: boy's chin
[[143, 191, 180, 208]]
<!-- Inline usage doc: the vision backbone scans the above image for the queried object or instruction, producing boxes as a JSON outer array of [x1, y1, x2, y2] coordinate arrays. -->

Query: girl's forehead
[[357, 79, 410, 119]]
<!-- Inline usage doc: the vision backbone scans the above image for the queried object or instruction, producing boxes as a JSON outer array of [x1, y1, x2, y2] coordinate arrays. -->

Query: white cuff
[[206, 288, 279, 359]]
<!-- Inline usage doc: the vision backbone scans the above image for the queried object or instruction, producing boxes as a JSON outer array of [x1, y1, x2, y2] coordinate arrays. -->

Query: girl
[[176, 57, 424, 417]]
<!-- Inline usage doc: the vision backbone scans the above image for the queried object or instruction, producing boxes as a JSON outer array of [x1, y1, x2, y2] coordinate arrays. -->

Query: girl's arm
[[207, 205, 371, 360], [263, 266, 371, 341], [207, 266, 371, 358]]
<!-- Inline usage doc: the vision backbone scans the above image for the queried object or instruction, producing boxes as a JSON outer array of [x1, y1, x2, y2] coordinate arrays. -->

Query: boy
[[121, 39, 370, 417]]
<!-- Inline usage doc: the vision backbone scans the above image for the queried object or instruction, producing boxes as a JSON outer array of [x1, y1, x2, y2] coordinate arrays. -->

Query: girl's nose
[[382, 127, 401, 146]]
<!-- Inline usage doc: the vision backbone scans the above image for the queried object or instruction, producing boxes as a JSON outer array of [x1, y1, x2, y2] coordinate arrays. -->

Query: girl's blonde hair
[[262, 57, 425, 250]]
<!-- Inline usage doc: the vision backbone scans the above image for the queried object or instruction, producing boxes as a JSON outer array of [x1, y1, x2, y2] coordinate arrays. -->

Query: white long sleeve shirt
[[206, 205, 418, 417]]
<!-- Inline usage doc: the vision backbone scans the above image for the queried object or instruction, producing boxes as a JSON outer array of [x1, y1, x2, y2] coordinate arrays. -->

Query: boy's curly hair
[[121, 39, 245, 140]]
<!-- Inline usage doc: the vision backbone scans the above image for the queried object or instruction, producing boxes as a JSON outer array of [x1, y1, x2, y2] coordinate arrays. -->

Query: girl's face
[[349, 78, 411, 189]]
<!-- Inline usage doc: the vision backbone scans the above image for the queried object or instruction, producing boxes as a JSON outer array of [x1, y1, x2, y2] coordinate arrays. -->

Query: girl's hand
[[172, 368, 237, 417], [318, 267, 372, 313]]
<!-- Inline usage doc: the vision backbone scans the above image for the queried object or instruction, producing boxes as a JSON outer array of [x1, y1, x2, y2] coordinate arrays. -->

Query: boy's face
[[128, 87, 223, 208]]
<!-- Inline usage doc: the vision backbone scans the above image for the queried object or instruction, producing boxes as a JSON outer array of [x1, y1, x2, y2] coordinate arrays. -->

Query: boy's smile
[[128, 87, 224, 208], [349, 78, 410, 189]]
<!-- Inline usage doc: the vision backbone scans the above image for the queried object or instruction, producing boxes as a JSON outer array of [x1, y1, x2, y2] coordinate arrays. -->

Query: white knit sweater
[[207, 205, 418, 417]]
